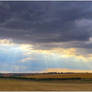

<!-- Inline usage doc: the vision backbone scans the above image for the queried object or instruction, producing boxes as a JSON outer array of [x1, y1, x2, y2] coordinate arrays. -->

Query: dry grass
[[0, 78, 92, 91]]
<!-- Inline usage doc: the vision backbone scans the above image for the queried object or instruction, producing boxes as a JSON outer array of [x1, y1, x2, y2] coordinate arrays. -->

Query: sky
[[0, 1, 92, 73]]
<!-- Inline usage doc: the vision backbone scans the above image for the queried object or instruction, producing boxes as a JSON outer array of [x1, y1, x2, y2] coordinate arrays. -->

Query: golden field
[[20, 73, 92, 79], [0, 78, 92, 91], [0, 73, 92, 91]]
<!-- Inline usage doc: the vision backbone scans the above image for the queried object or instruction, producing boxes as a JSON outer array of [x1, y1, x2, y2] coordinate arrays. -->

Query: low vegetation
[[0, 73, 92, 90], [0, 78, 92, 91]]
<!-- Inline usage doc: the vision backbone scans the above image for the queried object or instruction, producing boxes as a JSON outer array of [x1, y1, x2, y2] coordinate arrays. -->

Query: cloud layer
[[0, 2, 92, 72], [0, 2, 92, 48]]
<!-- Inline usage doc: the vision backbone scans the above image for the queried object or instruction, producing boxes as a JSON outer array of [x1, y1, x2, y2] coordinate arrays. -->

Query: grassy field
[[0, 78, 92, 91]]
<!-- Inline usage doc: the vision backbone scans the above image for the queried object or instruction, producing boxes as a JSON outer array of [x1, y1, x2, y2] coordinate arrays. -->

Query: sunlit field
[[0, 78, 92, 91]]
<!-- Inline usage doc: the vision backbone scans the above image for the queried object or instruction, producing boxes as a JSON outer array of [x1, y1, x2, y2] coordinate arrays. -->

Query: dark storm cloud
[[0, 2, 92, 49]]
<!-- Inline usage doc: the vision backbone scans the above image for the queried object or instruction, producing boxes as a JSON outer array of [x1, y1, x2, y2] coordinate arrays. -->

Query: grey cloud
[[0, 2, 92, 51]]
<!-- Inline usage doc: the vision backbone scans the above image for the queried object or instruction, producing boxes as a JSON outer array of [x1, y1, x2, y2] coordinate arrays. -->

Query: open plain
[[0, 78, 92, 91]]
